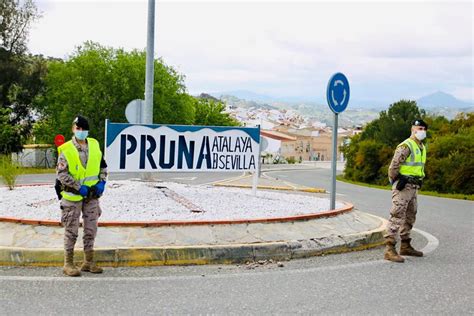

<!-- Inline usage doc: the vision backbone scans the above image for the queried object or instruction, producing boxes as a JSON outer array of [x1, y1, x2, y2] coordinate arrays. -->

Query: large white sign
[[105, 121, 260, 172]]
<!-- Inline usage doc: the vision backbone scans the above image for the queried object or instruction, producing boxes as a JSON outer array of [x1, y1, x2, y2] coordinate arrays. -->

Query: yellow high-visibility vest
[[398, 138, 426, 178], [58, 138, 101, 201]]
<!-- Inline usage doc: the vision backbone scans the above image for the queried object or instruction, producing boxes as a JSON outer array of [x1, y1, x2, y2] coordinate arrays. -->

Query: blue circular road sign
[[326, 72, 350, 114]]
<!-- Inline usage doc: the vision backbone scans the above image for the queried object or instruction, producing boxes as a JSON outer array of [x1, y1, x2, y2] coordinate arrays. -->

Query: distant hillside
[[213, 90, 276, 103], [220, 94, 379, 127], [417, 91, 473, 108], [219, 95, 279, 110], [215, 91, 473, 127], [214, 90, 322, 104], [214, 90, 392, 110]]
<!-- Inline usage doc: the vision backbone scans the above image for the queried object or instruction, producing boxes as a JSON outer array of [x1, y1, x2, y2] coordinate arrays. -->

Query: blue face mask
[[74, 130, 89, 140]]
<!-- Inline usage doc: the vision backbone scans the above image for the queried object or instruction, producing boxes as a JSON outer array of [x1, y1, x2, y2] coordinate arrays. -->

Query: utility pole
[[143, 0, 155, 124], [141, 0, 156, 181]]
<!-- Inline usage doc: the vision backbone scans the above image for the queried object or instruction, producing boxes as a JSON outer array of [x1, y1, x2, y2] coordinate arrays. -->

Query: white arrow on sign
[[331, 88, 347, 107], [340, 89, 347, 105]]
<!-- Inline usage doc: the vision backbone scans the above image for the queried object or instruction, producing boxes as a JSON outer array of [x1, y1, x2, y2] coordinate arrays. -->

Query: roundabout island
[[0, 178, 386, 266]]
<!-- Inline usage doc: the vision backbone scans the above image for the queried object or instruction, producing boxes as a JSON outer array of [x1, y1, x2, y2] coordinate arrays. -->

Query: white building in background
[[260, 129, 296, 163]]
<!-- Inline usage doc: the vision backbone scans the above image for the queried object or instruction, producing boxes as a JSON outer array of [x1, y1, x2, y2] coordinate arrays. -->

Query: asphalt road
[[2, 168, 473, 315]]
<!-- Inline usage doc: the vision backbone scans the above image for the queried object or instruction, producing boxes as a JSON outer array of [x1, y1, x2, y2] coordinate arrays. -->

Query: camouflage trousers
[[60, 198, 102, 252], [385, 183, 418, 240]]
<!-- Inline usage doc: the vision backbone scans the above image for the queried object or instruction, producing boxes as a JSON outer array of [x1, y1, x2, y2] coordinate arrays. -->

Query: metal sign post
[[252, 125, 261, 196], [330, 113, 338, 210], [326, 72, 350, 210]]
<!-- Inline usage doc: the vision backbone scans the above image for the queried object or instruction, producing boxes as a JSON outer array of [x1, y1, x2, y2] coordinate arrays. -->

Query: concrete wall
[[11, 145, 56, 168]]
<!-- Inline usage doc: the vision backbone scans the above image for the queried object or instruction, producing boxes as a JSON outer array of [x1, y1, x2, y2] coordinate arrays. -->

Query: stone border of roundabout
[[0, 199, 353, 227], [0, 183, 386, 267], [0, 182, 344, 226]]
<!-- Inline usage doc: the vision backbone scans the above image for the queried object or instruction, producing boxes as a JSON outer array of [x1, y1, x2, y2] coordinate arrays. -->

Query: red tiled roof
[[261, 130, 297, 141]]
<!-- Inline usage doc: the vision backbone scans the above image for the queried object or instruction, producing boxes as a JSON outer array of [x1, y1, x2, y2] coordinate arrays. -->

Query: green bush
[[0, 155, 21, 190], [343, 139, 391, 184], [343, 108, 474, 195], [272, 155, 286, 164], [343, 100, 424, 185], [423, 124, 474, 194]]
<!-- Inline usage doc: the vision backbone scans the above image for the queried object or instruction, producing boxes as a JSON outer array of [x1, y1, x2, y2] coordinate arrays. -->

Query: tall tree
[[194, 97, 239, 127], [34, 42, 196, 145], [0, 0, 40, 54], [0, 0, 42, 153], [360, 100, 425, 147]]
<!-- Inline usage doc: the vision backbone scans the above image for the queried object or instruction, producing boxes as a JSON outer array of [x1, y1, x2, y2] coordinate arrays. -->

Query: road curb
[[0, 217, 387, 267], [213, 182, 326, 193]]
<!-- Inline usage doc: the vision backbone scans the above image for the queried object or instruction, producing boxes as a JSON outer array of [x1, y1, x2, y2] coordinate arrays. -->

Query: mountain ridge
[[416, 91, 473, 108], [212, 90, 473, 109]]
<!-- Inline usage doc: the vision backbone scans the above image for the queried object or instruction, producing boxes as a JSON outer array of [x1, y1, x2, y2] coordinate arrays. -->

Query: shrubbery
[[342, 101, 473, 195], [423, 113, 474, 194], [0, 155, 21, 190], [342, 100, 423, 185]]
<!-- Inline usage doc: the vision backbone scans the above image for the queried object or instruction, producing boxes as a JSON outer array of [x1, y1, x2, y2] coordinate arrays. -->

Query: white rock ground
[[0, 180, 344, 221]]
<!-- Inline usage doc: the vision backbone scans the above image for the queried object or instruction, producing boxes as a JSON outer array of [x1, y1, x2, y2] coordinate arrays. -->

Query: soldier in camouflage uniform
[[384, 119, 427, 263], [56, 116, 107, 276]]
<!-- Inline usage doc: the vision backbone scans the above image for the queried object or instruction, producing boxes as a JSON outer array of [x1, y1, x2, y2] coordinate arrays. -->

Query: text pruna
[[119, 134, 256, 170]]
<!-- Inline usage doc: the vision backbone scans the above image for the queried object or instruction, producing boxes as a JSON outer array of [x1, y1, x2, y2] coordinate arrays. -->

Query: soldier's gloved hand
[[54, 179, 63, 200], [79, 185, 89, 197], [95, 181, 106, 196]]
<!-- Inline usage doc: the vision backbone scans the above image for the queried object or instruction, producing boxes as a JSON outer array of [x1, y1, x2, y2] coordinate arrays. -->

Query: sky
[[29, 0, 473, 105]]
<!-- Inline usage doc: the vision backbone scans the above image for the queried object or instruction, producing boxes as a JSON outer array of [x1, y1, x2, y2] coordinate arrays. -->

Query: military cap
[[412, 119, 428, 129], [73, 116, 90, 130]]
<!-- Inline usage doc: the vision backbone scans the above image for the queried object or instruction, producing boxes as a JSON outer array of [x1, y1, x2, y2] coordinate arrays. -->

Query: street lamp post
[[143, 0, 155, 125]]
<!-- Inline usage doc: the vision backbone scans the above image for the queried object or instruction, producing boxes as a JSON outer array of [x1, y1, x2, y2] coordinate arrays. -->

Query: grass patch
[[336, 175, 474, 201], [0, 157, 55, 190], [336, 175, 391, 190], [18, 167, 56, 174], [0, 155, 21, 190]]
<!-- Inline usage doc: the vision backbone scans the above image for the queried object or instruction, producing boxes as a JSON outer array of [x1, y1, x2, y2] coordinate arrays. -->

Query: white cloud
[[29, 1, 473, 102]]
